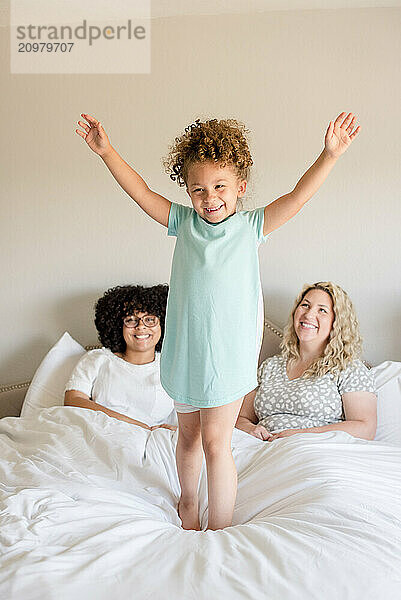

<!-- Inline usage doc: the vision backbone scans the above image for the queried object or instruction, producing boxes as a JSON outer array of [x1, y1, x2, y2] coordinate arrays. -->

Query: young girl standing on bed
[[76, 111, 360, 531]]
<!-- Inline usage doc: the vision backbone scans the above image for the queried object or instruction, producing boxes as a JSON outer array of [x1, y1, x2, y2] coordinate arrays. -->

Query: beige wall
[[1, 6, 400, 385]]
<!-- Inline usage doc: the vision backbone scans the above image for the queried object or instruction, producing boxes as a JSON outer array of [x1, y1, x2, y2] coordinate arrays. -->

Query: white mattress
[[1, 406, 401, 599]]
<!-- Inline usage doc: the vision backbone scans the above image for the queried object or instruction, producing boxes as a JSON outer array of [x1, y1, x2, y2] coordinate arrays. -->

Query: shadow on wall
[[259, 327, 282, 365], [0, 291, 101, 385], [259, 292, 290, 365], [0, 337, 52, 386], [53, 291, 103, 347], [383, 308, 401, 366]]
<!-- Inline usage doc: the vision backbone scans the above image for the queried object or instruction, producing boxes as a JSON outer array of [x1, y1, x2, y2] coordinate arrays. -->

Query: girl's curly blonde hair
[[280, 281, 363, 378], [162, 118, 253, 187]]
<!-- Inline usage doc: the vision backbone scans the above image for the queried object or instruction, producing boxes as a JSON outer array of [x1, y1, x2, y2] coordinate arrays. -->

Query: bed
[[1, 322, 401, 600]]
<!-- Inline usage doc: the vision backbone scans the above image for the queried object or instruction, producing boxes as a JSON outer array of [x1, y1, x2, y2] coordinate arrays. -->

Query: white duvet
[[1, 406, 401, 600]]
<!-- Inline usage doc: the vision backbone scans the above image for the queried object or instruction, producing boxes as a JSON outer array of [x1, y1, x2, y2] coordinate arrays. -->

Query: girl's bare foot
[[177, 499, 200, 531]]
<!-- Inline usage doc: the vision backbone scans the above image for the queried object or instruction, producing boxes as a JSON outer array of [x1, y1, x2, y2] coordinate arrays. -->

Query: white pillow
[[371, 361, 401, 446], [20, 332, 86, 418]]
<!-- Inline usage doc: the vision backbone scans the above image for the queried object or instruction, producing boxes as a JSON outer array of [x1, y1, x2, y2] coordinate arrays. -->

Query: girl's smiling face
[[186, 161, 247, 223], [293, 289, 335, 348]]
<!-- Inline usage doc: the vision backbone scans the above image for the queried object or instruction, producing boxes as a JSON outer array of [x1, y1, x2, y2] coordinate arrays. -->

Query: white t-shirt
[[64, 348, 177, 427]]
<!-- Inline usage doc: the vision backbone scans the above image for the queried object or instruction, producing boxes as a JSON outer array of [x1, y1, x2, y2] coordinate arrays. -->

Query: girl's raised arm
[[76, 114, 171, 228]]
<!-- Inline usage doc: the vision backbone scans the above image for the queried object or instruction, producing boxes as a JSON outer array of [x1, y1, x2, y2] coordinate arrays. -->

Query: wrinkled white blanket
[[1, 406, 401, 600]]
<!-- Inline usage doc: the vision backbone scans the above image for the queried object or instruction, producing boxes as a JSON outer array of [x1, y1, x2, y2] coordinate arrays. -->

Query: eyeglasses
[[123, 315, 160, 328]]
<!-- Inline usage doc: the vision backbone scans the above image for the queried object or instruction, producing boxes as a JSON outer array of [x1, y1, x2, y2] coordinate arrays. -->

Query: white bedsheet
[[1, 406, 401, 600]]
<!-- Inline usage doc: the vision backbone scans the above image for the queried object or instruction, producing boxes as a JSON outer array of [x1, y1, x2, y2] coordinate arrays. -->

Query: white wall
[[1, 6, 400, 384]]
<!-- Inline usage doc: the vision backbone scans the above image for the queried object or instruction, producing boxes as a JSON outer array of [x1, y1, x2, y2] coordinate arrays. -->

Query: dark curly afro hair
[[162, 118, 253, 188], [94, 284, 169, 354]]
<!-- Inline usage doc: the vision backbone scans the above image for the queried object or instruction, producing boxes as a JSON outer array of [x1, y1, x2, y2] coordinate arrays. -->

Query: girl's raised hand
[[75, 113, 111, 157], [324, 112, 361, 159]]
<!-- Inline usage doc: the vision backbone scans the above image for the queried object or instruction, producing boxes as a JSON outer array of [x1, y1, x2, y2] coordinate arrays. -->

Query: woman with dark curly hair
[[64, 284, 177, 431], [76, 110, 361, 531]]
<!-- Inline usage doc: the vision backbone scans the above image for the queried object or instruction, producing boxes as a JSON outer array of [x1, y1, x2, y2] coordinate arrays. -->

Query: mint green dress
[[160, 202, 268, 408]]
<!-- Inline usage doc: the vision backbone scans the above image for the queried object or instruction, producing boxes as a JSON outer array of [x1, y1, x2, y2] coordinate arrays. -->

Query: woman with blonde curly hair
[[236, 282, 377, 442], [76, 109, 361, 531]]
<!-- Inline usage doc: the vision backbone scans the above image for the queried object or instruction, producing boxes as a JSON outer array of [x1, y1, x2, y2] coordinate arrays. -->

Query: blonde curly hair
[[280, 281, 363, 378], [162, 118, 253, 188]]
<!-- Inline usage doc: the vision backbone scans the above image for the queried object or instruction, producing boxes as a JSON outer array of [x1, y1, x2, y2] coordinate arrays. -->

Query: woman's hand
[[150, 424, 178, 431], [247, 423, 273, 441], [324, 112, 361, 159], [76, 113, 112, 157], [269, 428, 305, 440]]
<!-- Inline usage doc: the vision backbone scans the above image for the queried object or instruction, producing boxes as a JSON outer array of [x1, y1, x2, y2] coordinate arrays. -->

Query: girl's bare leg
[[200, 397, 243, 531], [176, 410, 203, 530]]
